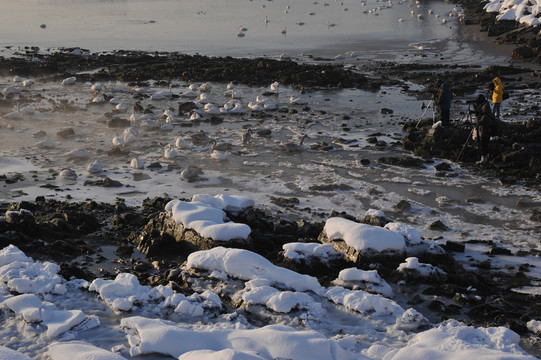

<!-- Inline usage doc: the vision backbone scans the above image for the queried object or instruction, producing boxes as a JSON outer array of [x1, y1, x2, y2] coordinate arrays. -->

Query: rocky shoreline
[[455, 0, 541, 62], [1, 4, 541, 355], [1, 195, 540, 353]]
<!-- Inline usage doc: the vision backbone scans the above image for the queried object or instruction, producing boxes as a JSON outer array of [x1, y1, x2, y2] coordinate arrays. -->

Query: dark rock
[[428, 220, 449, 231], [256, 129, 272, 137], [512, 46, 536, 60], [107, 117, 130, 128], [377, 156, 426, 169], [84, 177, 123, 187], [434, 162, 453, 172], [444, 241, 465, 252], [393, 200, 411, 212], [57, 128, 76, 138]]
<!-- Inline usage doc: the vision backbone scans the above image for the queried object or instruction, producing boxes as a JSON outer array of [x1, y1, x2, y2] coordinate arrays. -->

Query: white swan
[[3, 110, 22, 120], [224, 89, 243, 99], [92, 94, 105, 103], [164, 144, 179, 160], [264, 101, 276, 110], [141, 117, 159, 129], [191, 130, 209, 146], [3, 86, 21, 97], [190, 111, 202, 121], [182, 89, 198, 98], [87, 160, 103, 174], [91, 83, 104, 92], [204, 103, 221, 115], [123, 127, 138, 143], [116, 103, 128, 112], [290, 95, 308, 105], [62, 77, 76, 85], [270, 81, 280, 93], [210, 150, 228, 160], [210, 139, 233, 152], [66, 148, 89, 160], [112, 133, 124, 147], [160, 118, 174, 131], [151, 92, 167, 101], [228, 102, 246, 114], [248, 102, 265, 112], [22, 79, 33, 87], [130, 155, 144, 169], [199, 82, 213, 92], [181, 166, 203, 182], [59, 168, 77, 180], [175, 136, 188, 149], [198, 93, 211, 104], [257, 96, 276, 110]]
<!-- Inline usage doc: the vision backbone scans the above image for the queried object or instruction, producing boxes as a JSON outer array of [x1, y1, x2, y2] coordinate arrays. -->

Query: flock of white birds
[[1, 72, 320, 187]]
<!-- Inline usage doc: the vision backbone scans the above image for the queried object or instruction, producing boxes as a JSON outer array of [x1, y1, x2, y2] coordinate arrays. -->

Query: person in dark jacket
[[435, 82, 453, 126], [474, 103, 497, 164]]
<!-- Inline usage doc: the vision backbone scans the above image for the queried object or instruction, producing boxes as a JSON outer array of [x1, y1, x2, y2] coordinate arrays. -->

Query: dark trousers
[[478, 136, 489, 157], [439, 109, 450, 126]]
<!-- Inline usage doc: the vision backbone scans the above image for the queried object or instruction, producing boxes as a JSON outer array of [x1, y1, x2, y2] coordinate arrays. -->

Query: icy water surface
[[0, 76, 540, 266], [0, 0, 498, 60]]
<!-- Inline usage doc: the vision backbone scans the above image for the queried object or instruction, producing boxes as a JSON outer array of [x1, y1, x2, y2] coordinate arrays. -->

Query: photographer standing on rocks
[[491, 77, 504, 120], [435, 82, 453, 126], [474, 102, 498, 164]]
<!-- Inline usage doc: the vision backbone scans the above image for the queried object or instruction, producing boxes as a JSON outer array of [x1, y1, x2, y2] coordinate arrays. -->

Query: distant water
[[0, 0, 462, 58]]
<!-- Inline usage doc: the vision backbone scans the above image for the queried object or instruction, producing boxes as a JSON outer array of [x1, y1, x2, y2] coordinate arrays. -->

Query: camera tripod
[[459, 103, 475, 124], [415, 99, 435, 128]]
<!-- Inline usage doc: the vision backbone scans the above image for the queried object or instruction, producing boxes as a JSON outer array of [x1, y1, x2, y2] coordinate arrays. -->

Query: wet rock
[[377, 155, 426, 169], [32, 130, 47, 138], [529, 209, 541, 222], [115, 245, 134, 258], [4, 173, 25, 184], [361, 211, 389, 227], [428, 220, 449, 231], [62, 210, 100, 230], [318, 228, 404, 266], [130, 212, 246, 258], [270, 196, 299, 208], [256, 129, 272, 137], [512, 46, 536, 60], [84, 177, 123, 187], [178, 102, 197, 115], [359, 159, 370, 166], [434, 162, 453, 172], [444, 241, 465, 252], [107, 117, 130, 128], [59, 262, 94, 281], [57, 128, 76, 138], [393, 200, 411, 212]]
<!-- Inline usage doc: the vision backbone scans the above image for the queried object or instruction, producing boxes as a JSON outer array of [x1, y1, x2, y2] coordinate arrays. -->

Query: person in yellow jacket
[[492, 77, 503, 120]]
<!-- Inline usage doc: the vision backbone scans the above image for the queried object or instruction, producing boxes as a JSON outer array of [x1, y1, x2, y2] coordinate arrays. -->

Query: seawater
[[1, 0, 461, 58]]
